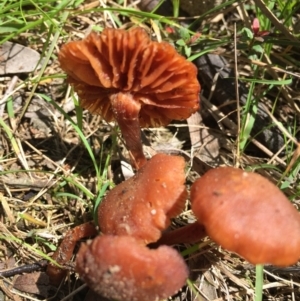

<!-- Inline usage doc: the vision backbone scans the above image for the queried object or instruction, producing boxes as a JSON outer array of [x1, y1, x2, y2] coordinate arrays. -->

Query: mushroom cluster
[[77, 153, 189, 301], [47, 163, 300, 299], [48, 27, 200, 300], [47, 26, 300, 301], [47, 154, 190, 301]]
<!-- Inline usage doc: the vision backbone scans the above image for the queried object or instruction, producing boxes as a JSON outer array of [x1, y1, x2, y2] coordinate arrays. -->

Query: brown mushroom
[[46, 222, 97, 285], [76, 235, 189, 301], [190, 167, 300, 266], [58, 27, 200, 168], [153, 221, 207, 246], [98, 153, 187, 244]]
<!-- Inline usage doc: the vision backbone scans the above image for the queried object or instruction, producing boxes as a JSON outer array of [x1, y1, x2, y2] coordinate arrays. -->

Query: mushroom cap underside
[[59, 27, 200, 127]]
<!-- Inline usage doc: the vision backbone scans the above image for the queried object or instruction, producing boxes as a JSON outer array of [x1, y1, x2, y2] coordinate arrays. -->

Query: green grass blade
[[255, 264, 264, 301]]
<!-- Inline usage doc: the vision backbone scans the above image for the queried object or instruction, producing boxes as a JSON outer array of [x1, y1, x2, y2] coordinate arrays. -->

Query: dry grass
[[0, 0, 300, 300]]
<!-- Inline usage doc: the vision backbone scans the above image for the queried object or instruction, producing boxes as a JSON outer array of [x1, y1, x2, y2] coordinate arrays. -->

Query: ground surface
[[0, 0, 300, 300]]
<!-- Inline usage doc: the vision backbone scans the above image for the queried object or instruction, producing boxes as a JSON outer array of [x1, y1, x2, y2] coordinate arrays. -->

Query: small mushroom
[[46, 222, 97, 285], [76, 235, 189, 301], [98, 153, 187, 244], [153, 221, 207, 246], [59, 27, 200, 168], [190, 167, 300, 266]]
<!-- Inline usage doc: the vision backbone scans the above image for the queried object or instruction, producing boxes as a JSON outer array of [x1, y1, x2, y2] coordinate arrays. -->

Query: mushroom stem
[[110, 92, 147, 169], [46, 222, 97, 286], [151, 222, 207, 246]]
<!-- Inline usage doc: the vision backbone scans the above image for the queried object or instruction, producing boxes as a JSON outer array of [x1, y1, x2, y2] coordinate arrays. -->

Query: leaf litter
[[0, 0, 300, 300]]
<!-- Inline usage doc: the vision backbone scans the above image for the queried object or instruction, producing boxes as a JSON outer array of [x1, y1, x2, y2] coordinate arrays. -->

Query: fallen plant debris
[[0, 42, 42, 75], [1, 0, 300, 300], [0, 260, 47, 278]]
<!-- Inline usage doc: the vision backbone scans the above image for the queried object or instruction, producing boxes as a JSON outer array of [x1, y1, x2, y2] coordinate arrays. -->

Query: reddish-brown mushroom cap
[[98, 153, 187, 244], [76, 235, 189, 301], [191, 167, 300, 266], [59, 27, 200, 168]]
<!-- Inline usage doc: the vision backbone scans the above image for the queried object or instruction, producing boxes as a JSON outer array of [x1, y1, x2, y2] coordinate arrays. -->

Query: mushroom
[[46, 153, 187, 286], [190, 166, 300, 266], [98, 153, 187, 244], [58, 27, 200, 168], [153, 221, 207, 246], [76, 235, 189, 301], [46, 222, 97, 285]]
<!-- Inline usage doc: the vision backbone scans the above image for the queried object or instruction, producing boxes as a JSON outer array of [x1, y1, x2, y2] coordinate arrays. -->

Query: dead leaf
[[187, 112, 220, 164], [13, 272, 49, 297], [0, 41, 42, 75]]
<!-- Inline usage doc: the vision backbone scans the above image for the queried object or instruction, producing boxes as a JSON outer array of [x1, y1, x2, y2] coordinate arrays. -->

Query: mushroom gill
[[59, 27, 200, 168]]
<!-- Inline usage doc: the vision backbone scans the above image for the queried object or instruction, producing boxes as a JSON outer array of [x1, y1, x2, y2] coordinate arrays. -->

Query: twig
[[234, 22, 241, 167], [0, 260, 48, 278], [60, 283, 88, 301]]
